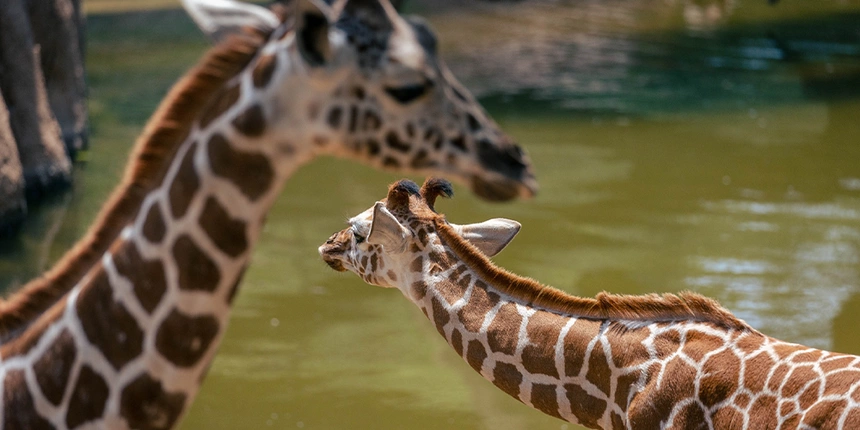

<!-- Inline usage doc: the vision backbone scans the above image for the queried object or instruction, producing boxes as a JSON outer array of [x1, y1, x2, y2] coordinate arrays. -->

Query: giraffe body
[[320, 178, 860, 430], [0, 1, 538, 428]]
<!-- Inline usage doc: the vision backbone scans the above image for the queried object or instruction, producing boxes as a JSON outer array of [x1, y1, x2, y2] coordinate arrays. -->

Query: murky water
[[2, 1, 860, 428]]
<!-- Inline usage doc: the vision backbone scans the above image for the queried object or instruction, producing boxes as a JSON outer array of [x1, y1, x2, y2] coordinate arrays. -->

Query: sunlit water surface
[[2, 1, 859, 429]]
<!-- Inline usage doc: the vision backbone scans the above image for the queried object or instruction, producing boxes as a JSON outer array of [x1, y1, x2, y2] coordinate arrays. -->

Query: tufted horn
[[385, 179, 420, 211], [420, 177, 453, 211]]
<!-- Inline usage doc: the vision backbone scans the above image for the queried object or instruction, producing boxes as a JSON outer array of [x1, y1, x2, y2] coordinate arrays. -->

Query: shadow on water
[[0, 2, 859, 429]]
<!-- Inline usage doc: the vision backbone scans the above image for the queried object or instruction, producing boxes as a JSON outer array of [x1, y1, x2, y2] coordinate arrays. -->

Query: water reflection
[[431, 1, 860, 116]]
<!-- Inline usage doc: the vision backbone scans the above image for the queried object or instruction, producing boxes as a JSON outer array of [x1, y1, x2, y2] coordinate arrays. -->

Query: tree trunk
[[0, 90, 26, 235], [0, 0, 72, 202], [27, 0, 88, 156]]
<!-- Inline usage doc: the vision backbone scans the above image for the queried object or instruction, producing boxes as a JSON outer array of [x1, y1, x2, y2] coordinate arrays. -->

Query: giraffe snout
[[473, 138, 538, 201], [319, 231, 350, 272]]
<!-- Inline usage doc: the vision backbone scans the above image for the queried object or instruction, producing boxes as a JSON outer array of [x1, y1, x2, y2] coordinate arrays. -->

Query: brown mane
[[0, 22, 277, 341], [433, 217, 754, 332]]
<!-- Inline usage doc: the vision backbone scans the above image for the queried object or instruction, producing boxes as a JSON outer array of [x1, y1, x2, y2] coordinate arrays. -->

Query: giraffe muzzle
[[474, 140, 538, 201], [318, 241, 348, 272]]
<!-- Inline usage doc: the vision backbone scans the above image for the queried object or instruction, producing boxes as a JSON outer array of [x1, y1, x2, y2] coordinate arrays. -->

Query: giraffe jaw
[[323, 258, 347, 272], [471, 174, 538, 202]]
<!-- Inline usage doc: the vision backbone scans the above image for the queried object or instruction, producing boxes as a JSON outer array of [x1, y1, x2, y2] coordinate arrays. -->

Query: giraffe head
[[183, 0, 538, 201], [319, 178, 520, 289]]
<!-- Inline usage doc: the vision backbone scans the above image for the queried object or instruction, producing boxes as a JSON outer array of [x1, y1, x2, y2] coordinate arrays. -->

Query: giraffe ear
[[296, 0, 334, 67], [181, 0, 280, 43], [368, 202, 410, 253], [452, 218, 521, 257]]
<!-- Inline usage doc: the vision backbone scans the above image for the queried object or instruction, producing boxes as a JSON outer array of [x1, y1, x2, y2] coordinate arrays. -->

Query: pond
[[2, 1, 860, 429]]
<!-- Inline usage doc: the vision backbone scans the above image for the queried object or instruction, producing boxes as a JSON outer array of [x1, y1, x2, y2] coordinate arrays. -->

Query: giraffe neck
[[392, 221, 758, 428], [401, 240, 654, 427], [389, 222, 860, 429], [0, 30, 320, 429]]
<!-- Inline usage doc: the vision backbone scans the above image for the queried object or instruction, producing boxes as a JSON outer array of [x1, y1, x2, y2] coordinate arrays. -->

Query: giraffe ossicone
[[0, 1, 538, 428], [320, 177, 860, 430]]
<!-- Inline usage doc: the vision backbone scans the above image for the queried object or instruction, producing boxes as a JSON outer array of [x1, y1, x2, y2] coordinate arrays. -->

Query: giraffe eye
[[384, 81, 431, 104], [353, 231, 365, 244]]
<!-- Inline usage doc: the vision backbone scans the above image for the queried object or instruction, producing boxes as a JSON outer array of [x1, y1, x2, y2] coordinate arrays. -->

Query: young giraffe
[[0, 1, 538, 428], [320, 178, 860, 430]]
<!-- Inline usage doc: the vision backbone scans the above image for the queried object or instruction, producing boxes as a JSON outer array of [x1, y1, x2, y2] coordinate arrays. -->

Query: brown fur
[[0, 25, 275, 341], [431, 216, 753, 332]]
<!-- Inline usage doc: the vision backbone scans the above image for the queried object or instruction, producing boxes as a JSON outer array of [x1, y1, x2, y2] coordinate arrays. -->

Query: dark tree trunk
[[27, 0, 88, 156], [0, 0, 87, 234], [0, 90, 26, 235]]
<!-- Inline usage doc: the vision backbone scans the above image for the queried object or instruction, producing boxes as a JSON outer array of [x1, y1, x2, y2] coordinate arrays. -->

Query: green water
[[3, 2, 860, 429]]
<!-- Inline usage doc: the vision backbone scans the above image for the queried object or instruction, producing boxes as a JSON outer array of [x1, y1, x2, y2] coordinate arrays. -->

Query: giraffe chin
[[322, 256, 347, 272], [471, 176, 536, 202]]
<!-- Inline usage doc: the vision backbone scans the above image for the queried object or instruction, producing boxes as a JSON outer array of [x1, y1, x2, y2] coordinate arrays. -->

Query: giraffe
[[319, 178, 860, 430], [0, 0, 538, 428]]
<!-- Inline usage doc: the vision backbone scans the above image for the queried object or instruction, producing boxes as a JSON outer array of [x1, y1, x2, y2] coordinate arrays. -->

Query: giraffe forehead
[[348, 205, 376, 233]]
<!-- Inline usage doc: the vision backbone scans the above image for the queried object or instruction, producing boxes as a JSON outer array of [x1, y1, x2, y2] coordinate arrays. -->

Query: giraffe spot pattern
[[199, 196, 248, 257], [743, 352, 775, 392], [231, 104, 266, 137], [680, 329, 724, 362], [435, 277, 464, 304], [172, 235, 221, 292], [450, 328, 464, 356], [530, 383, 562, 419], [208, 133, 274, 201], [142, 203, 166, 243], [431, 296, 449, 336], [670, 402, 708, 429], [113, 240, 168, 314], [585, 340, 613, 397], [66, 365, 110, 429], [563, 318, 601, 377], [155, 309, 220, 367], [522, 311, 566, 378], [77, 268, 145, 370], [613, 370, 640, 412], [565, 383, 606, 429], [168, 142, 200, 219], [3, 369, 55, 430], [410, 281, 427, 300], [486, 303, 520, 356], [385, 131, 410, 153], [199, 83, 240, 128], [120, 372, 186, 430], [33, 329, 76, 406], [700, 349, 741, 407], [465, 339, 487, 373], [326, 107, 342, 129], [492, 362, 522, 399], [748, 395, 779, 427]]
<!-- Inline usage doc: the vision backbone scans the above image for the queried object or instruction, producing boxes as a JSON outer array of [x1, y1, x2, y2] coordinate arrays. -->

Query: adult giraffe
[[0, 1, 537, 428], [320, 178, 860, 430]]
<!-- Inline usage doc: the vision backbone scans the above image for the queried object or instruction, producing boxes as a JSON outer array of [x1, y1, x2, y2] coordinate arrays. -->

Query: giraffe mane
[[432, 217, 754, 331], [0, 13, 287, 342]]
